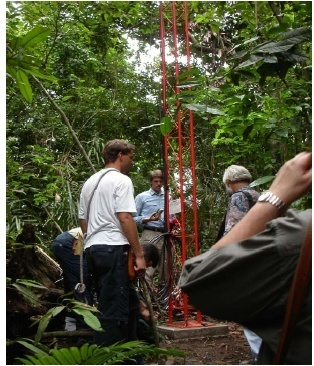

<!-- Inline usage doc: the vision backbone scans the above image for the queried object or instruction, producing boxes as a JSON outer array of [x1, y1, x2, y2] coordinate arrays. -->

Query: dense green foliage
[[16, 339, 185, 365], [7, 1, 311, 251]]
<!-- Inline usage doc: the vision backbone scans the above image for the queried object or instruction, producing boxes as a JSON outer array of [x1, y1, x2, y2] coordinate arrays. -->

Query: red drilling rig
[[159, 1, 203, 328]]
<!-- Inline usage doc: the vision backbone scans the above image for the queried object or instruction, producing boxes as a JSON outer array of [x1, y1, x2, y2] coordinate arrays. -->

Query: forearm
[[79, 219, 87, 235], [213, 152, 312, 250], [133, 215, 150, 226], [134, 213, 159, 226], [212, 202, 280, 249], [142, 216, 154, 224]]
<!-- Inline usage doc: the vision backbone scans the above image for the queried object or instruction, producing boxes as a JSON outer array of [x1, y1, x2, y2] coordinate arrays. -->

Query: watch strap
[[258, 191, 286, 210]]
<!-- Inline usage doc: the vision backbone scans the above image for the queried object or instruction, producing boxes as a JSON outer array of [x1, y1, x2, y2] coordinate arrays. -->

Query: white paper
[[169, 198, 181, 214]]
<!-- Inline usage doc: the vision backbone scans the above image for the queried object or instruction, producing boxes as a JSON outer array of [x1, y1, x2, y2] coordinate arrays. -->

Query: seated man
[[179, 152, 312, 365]]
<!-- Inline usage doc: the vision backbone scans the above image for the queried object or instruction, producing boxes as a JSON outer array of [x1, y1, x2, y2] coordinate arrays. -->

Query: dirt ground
[[158, 321, 254, 365]]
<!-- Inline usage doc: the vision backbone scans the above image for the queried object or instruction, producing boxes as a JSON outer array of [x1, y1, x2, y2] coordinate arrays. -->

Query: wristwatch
[[258, 191, 286, 210]]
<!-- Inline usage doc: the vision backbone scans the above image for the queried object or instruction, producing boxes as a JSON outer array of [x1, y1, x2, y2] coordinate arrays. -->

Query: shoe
[[65, 317, 77, 331]]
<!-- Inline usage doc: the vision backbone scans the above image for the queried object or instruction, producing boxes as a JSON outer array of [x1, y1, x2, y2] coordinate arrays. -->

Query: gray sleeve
[[179, 209, 311, 323]]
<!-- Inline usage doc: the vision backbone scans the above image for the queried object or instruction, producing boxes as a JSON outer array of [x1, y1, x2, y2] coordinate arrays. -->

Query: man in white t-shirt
[[79, 139, 146, 348]]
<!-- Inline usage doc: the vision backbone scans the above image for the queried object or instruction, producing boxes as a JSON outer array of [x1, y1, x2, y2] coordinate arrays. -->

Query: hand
[[139, 300, 150, 322], [269, 152, 312, 206], [134, 256, 146, 278], [149, 212, 160, 221]]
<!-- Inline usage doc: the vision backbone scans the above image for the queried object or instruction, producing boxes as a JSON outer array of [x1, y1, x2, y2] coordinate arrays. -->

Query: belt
[[143, 226, 164, 233]]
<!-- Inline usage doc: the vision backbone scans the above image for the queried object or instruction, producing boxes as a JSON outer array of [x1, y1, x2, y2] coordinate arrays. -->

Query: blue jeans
[[85, 245, 139, 346], [52, 232, 91, 304]]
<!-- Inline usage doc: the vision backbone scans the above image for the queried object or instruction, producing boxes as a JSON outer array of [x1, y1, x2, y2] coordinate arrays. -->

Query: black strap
[[241, 190, 256, 209]]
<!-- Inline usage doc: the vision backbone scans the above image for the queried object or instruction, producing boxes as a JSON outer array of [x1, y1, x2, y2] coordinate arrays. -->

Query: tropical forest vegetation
[[6, 1, 311, 364]]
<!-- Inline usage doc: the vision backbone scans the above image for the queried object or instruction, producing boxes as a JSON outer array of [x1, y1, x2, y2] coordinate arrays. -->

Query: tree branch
[[268, 1, 283, 24], [44, 207, 63, 233], [32, 76, 97, 174], [188, 31, 212, 52]]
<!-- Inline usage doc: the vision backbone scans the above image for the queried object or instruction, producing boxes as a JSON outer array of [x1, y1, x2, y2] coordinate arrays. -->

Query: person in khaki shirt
[[179, 152, 312, 365]]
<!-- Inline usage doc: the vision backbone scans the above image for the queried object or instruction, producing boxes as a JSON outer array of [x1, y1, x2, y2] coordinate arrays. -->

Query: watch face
[[258, 192, 269, 201]]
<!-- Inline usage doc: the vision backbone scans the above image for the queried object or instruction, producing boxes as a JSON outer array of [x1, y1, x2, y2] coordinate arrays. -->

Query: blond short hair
[[223, 165, 252, 184]]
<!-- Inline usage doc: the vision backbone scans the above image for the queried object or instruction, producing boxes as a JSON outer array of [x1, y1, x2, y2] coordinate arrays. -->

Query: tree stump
[[7, 244, 64, 340]]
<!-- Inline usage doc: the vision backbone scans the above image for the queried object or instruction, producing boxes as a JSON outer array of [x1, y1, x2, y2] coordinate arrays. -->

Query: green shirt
[[179, 209, 312, 365]]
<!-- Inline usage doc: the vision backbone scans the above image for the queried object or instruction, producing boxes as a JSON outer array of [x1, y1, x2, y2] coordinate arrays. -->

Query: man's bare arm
[[117, 212, 146, 276], [79, 218, 87, 235]]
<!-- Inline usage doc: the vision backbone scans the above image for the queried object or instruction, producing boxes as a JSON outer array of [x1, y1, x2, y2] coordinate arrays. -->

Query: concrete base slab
[[157, 322, 229, 340]]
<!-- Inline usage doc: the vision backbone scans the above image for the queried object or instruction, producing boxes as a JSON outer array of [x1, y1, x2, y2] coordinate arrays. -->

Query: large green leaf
[[283, 26, 312, 43], [185, 104, 225, 115], [24, 69, 58, 83], [178, 67, 201, 79], [17, 340, 49, 356], [17, 340, 186, 365], [79, 343, 90, 361], [32, 306, 65, 344], [228, 49, 249, 60], [283, 48, 309, 63], [52, 348, 78, 365], [72, 306, 104, 332], [177, 81, 201, 88], [12, 284, 40, 306], [16, 279, 48, 290], [262, 55, 278, 63], [256, 42, 293, 54], [68, 346, 82, 364], [160, 116, 172, 136], [242, 125, 254, 140], [19, 27, 50, 49], [15, 69, 33, 103], [250, 176, 275, 187], [237, 55, 265, 69], [254, 27, 311, 54]]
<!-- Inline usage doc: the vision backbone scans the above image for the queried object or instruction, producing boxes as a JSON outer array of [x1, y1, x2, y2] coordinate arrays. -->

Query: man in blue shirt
[[134, 169, 166, 290]]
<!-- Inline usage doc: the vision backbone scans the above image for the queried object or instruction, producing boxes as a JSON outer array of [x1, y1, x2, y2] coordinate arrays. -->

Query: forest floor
[[157, 321, 254, 365], [7, 246, 255, 365]]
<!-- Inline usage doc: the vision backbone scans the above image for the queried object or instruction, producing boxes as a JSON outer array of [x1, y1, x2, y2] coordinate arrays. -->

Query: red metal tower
[[160, 1, 202, 327]]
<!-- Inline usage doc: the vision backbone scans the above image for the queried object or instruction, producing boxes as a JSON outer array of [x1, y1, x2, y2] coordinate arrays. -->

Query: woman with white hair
[[222, 164, 260, 236]]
